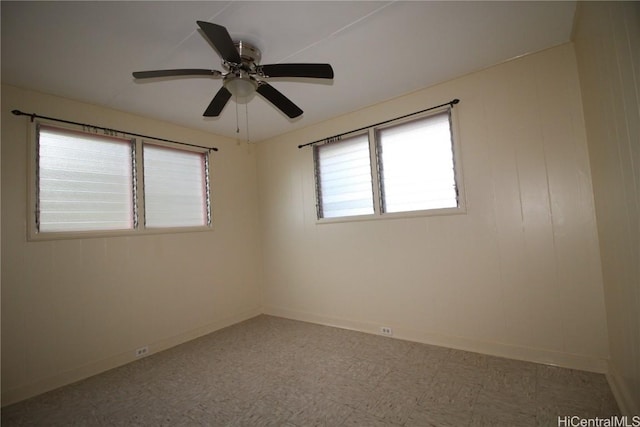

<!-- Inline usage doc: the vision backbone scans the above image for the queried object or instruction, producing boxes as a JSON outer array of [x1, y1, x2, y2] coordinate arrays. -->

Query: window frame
[[313, 106, 466, 224], [28, 120, 214, 241]]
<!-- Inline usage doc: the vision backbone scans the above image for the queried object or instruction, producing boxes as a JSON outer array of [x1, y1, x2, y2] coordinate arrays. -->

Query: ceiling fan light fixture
[[224, 76, 258, 102]]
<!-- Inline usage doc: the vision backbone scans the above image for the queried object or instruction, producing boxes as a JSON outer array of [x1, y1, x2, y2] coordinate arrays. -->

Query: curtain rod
[[298, 98, 459, 149], [11, 109, 218, 152]]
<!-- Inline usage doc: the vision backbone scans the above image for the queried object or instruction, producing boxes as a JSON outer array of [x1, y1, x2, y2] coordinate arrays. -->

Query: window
[[377, 111, 458, 213], [314, 133, 374, 218], [37, 126, 135, 232], [143, 144, 210, 228], [314, 108, 462, 220], [32, 123, 212, 238]]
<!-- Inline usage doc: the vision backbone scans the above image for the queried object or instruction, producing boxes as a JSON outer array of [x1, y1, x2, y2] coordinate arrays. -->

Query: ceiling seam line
[[275, 0, 397, 64], [107, 1, 236, 107]]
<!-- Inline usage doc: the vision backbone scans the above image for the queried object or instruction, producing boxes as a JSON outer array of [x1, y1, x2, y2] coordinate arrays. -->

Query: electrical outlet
[[135, 346, 149, 357], [380, 326, 393, 336]]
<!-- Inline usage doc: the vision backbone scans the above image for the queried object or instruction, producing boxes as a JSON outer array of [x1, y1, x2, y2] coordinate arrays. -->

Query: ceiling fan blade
[[256, 83, 303, 118], [133, 69, 222, 79], [259, 63, 334, 79], [203, 87, 232, 117], [196, 21, 241, 64]]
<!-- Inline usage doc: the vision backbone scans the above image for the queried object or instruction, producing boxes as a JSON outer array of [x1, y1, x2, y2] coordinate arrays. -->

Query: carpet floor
[[1, 315, 619, 426]]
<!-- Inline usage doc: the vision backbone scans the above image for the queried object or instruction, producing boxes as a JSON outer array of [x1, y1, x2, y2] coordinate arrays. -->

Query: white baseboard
[[263, 306, 609, 374], [1, 307, 262, 407], [606, 361, 640, 415]]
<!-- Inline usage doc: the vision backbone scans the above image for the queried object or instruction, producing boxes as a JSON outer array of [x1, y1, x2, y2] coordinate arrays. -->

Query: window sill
[[316, 205, 467, 225], [27, 225, 213, 242]]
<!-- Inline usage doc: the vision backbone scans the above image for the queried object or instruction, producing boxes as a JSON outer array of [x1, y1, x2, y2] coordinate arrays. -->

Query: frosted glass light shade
[[224, 77, 257, 102]]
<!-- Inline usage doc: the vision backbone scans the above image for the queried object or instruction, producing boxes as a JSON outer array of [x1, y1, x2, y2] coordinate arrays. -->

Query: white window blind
[[378, 111, 458, 213], [37, 126, 134, 232], [143, 144, 209, 228], [315, 134, 374, 218]]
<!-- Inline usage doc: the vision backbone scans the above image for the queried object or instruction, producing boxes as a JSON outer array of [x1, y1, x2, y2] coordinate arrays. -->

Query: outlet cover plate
[[380, 326, 393, 336]]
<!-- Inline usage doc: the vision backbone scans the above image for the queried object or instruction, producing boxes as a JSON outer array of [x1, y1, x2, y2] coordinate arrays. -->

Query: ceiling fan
[[132, 21, 334, 119]]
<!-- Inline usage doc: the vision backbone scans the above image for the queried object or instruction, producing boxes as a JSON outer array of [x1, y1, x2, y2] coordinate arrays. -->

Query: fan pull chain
[[235, 94, 240, 134], [245, 103, 250, 143]]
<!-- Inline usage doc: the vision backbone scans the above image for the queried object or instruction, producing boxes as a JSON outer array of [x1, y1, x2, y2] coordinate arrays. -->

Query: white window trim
[[27, 120, 214, 241], [314, 106, 466, 224]]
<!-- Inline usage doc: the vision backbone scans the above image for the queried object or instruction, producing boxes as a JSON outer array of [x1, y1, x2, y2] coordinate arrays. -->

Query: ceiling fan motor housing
[[234, 41, 261, 65]]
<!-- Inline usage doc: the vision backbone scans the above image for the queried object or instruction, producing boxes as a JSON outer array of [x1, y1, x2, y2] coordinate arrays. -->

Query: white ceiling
[[1, 1, 576, 142]]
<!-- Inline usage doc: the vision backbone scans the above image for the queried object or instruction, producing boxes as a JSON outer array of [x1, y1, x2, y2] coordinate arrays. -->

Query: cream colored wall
[[2, 31, 626, 409], [257, 43, 610, 372], [573, 1, 640, 415], [1, 84, 263, 405]]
